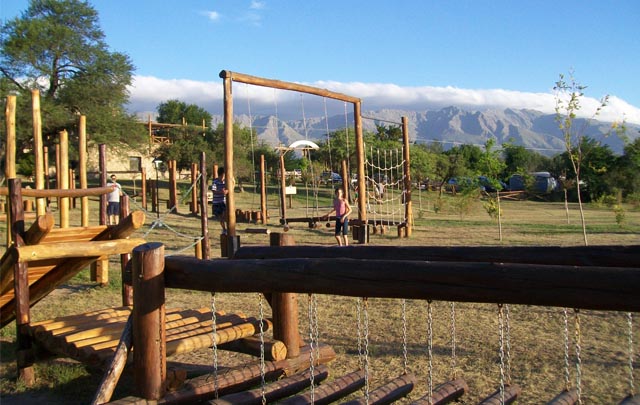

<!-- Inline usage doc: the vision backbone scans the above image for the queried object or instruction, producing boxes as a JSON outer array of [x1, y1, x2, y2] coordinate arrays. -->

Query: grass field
[[1, 181, 638, 404]]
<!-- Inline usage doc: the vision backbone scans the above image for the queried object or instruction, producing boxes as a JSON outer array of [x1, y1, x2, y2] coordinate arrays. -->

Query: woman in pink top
[[324, 187, 352, 246]]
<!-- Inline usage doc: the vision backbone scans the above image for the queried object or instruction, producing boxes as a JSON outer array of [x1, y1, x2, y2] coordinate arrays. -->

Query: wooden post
[[32, 90, 46, 216], [9, 179, 35, 386], [132, 242, 166, 400], [55, 144, 60, 188], [220, 71, 237, 237], [79, 115, 89, 226], [401, 116, 412, 237], [150, 180, 158, 215], [269, 233, 300, 359], [260, 155, 268, 225], [341, 160, 349, 201], [279, 154, 287, 222], [5, 95, 17, 247], [120, 195, 133, 306], [169, 159, 178, 213], [199, 152, 211, 259], [69, 168, 76, 209], [59, 130, 69, 228], [141, 168, 147, 210], [190, 163, 198, 214], [354, 101, 367, 244], [99, 144, 107, 225], [44, 146, 50, 190]]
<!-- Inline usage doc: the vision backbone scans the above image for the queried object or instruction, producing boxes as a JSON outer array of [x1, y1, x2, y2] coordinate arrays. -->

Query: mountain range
[[203, 106, 638, 156]]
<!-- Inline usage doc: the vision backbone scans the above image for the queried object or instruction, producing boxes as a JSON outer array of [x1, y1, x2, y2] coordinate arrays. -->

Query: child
[[211, 167, 229, 235], [324, 187, 352, 246]]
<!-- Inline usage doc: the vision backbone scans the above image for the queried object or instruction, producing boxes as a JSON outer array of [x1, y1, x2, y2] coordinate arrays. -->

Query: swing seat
[[619, 394, 640, 405], [478, 383, 521, 405], [410, 377, 469, 405], [279, 369, 365, 405], [209, 364, 330, 405], [547, 388, 579, 405], [341, 372, 416, 405]]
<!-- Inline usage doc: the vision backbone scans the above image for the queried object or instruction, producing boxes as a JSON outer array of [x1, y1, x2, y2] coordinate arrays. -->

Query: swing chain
[[356, 298, 363, 368], [211, 293, 219, 398], [308, 294, 316, 403], [498, 303, 506, 405], [258, 293, 267, 405], [505, 304, 512, 386], [363, 297, 370, 405], [627, 312, 635, 397], [427, 300, 434, 405], [450, 302, 458, 379], [563, 308, 571, 391], [574, 309, 582, 405], [401, 299, 408, 375]]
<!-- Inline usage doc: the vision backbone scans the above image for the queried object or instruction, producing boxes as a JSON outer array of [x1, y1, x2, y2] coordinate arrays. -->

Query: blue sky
[[3, 0, 639, 123]]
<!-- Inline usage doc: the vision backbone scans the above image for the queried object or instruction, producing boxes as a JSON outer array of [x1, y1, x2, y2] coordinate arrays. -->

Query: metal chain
[[505, 304, 512, 386], [357, 297, 364, 368], [211, 293, 219, 398], [498, 304, 506, 405], [258, 294, 266, 405], [308, 294, 316, 403], [450, 302, 458, 379], [563, 308, 571, 391], [627, 312, 635, 397], [574, 309, 582, 405], [427, 300, 434, 405], [363, 297, 370, 405], [401, 299, 408, 375]]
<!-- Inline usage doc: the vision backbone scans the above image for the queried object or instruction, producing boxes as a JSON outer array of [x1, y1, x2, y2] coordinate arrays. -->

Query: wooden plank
[[279, 369, 365, 405], [409, 378, 469, 405], [478, 384, 522, 405], [342, 373, 416, 405], [40, 226, 107, 243], [16, 238, 146, 262], [0, 186, 114, 198], [164, 256, 640, 312]]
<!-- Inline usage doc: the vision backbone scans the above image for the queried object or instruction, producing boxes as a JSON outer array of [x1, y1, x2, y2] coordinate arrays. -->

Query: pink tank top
[[334, 198, 346, 216]]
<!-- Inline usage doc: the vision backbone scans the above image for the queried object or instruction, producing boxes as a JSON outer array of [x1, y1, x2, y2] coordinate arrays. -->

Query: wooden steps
[[27, 307, 278, 368]]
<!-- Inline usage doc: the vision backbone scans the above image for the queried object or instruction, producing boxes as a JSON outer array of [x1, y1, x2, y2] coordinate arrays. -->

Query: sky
[[3, 0, 640, 124]]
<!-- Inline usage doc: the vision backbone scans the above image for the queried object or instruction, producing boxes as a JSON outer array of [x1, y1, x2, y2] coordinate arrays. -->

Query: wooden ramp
[[27, 306, 276, 368], [0, 211, 146, 328]]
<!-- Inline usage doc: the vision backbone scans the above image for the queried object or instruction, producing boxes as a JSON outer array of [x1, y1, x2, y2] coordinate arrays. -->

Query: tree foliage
[[1, 0, 146, 163]]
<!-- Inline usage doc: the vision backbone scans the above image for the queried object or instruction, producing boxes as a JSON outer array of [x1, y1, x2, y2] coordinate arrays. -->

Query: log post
[[150, 179, 158, 215], [220, 72, 237, 238], [199, 153, 211, 259], [79, 115, 89, 226], [5, 95, 16, 247], [132, 242, 166, 400], [141, 168, 147, 210], [120, 195, 133, 306], [99, 144, 108, 225], [260, 154, 267, 225], [279, 154, 287, 222], [9, 179, 35, 386], [341, 159, 349, 202], [269, 233, 300, 359], [32, 90, 47, 217], [59, 129, 69, 228], [402, 116, 412, 237], [190, 162, 198, 215], [354, 100, 367, 244], [169, 159, 178, 213]]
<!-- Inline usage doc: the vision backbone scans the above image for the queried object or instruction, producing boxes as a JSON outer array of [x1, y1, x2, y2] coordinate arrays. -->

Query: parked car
[[320, 171, 342, 183]]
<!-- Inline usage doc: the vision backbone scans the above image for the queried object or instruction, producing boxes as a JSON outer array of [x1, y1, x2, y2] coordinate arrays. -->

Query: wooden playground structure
[[2, 77, 639, 404]]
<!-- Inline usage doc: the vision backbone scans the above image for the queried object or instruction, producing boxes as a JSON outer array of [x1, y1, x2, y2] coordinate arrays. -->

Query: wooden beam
[[0, 186, 114, 198], [279, 369, 365, 405], [163, 255, 640, 312], [23, 213, 55, 245], [342, 373, 416, 405], [232, 244, 640, 268], [219, 70, 360, 104], [16, 238, 146, 262]]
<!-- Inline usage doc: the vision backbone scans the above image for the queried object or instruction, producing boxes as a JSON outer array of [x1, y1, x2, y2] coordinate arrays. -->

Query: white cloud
[[127, 75, 640, 125], [250, 1, 266, 10], [202, 10, 221, 21]]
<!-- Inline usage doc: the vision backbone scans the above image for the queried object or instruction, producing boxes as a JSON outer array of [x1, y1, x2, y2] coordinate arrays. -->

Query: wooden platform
[[27, 306, 272, 368]]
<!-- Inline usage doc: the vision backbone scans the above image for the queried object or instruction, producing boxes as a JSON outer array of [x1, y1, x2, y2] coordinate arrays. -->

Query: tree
[[157, 99, 212, 128], [1, 0, 145, 156], [554, 71, 609, 246]]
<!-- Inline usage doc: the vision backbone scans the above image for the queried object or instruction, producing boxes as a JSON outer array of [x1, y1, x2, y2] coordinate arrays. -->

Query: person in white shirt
[[107, 175, 122, 225]]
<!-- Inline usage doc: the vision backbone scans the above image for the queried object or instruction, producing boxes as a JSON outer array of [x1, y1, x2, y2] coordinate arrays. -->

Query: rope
[[363, 297, 370, 404], [575, 309, 583, 405], [563, 308, 571, 391], [627, 312, 636, 397]]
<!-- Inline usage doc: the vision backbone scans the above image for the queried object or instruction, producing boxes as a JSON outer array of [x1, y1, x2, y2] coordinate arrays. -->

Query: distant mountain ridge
[[209, 106, 638, 155]]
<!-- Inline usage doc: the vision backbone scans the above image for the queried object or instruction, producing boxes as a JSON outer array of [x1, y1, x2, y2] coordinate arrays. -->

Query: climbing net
[[363, 145, 408, 227]]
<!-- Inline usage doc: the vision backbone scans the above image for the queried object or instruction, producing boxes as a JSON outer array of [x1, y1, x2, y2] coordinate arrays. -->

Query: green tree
[[554, 71, 610, 246], [157, 99, 212, 128], [1, 0, 145, 156]]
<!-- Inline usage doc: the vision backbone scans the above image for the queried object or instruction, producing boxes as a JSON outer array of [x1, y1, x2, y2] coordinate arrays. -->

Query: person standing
[[324, 187, 352, 246], [211, 167, 229, 235], [107, 175, 122, 225]]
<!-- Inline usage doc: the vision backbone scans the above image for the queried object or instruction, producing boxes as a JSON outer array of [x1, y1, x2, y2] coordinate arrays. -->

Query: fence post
[[132, 242, 166, 400]]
